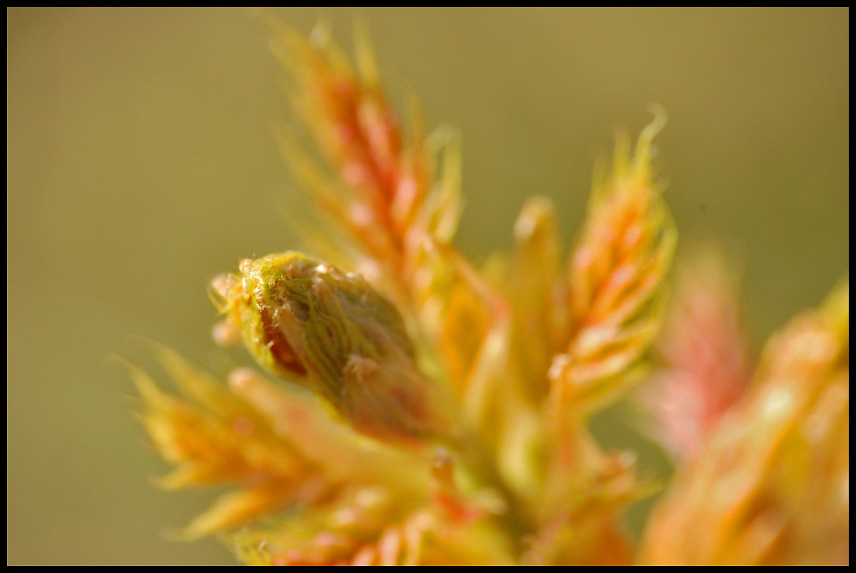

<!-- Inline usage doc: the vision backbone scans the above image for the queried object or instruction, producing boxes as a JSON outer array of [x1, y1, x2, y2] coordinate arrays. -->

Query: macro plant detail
[[128, 23, 849, 565]]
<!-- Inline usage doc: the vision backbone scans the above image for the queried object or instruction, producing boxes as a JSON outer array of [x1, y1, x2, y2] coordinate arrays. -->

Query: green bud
[[213, 252, 450, 447]]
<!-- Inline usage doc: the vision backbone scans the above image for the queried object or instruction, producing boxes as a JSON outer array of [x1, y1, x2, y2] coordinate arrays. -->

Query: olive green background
[[7, 8, 848, 565]]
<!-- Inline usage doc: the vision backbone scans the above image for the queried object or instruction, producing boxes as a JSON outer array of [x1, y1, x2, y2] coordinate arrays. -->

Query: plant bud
[[213, 252, 451, 447]]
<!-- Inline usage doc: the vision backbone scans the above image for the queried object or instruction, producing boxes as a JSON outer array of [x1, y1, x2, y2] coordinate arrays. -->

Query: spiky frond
[[550, 112, 676, 418], [269, 21, 462, 315], [126, 344, 428, 539], [641, 246, 753, 460]]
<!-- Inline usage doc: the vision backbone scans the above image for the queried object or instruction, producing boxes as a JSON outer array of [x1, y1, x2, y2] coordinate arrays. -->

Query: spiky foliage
[[129, 23, 849, 565], [640, 280, 849, 565], [269, 21, 461, 316], [641, 247, 753, 460]]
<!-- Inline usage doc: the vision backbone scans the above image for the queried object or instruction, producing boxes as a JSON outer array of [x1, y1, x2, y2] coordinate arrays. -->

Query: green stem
[[441, 427, 536, 558]]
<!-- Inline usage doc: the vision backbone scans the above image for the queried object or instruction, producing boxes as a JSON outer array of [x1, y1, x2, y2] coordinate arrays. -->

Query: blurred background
[[7, 7, 848, 565]]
